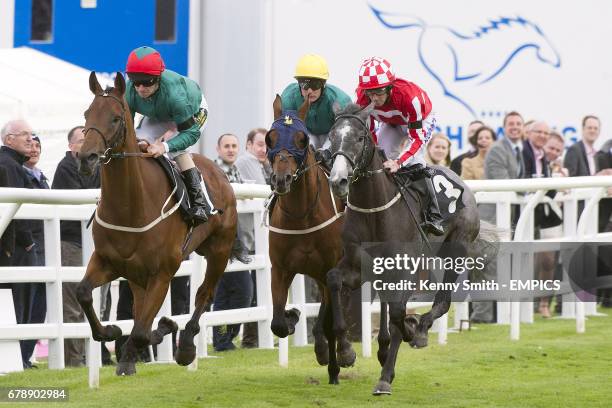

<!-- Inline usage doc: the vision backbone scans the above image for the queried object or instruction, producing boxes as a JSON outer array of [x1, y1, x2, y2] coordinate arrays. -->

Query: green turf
[[1, 310, 611, 408]]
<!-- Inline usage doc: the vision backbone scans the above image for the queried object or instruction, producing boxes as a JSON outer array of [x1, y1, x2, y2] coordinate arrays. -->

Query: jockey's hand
[[137, 140, 150, 153], [383, 159, 400, 174], [147, 141, 166, 158]]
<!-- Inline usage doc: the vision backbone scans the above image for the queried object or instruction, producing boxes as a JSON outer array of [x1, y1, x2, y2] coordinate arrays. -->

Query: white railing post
[[496, 194, 513, 325], [361, 283, 372, 358], [45, 214, 64, 370], [253, 201, 274, 349], [290, 274, 308, 346]]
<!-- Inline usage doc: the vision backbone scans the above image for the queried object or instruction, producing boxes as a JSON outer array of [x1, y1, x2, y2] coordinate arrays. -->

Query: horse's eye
[[112, 116, 120, 123], [84, 111, 89, 119], [358, 136, 365, 142]]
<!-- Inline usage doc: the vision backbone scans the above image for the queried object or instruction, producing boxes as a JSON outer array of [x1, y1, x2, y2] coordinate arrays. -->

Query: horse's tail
[[369, 5, 427, 30]]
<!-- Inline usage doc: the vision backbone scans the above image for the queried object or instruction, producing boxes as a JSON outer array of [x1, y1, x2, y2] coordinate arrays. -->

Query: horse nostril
[[284, 174, 292, 184], [271, 174, 277, 185], [338, 178, 348, 191]]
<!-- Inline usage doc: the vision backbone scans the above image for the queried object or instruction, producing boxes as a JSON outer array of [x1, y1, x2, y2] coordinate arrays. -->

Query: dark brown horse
[[77, 72, 238, 375], [266, 95, 355, 384], [327, 104, 486, 395]]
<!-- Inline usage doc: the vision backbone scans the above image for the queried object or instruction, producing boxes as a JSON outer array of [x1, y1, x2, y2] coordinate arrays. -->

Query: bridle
[[330, 114, 383, 183]]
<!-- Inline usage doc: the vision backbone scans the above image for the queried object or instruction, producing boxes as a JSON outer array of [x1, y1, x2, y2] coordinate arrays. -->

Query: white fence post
[[45, 214, 64, 370], [290, 274, 308, 346], [361, 283, 372, 358], [253, 201, 274, 349]]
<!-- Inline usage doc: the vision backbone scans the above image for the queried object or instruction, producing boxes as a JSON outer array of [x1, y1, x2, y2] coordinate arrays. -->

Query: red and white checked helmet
[[358, 57, 396, 90]]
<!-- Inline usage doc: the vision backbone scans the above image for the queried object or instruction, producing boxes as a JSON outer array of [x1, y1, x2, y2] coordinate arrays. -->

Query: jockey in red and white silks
[[356, 57, 436, 170], [355, 56, 444, 236]]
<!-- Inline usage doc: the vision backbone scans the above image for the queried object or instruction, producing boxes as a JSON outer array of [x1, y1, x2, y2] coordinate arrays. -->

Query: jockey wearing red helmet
[[356, 56, 444, 235], [125, 46, 211, 225]]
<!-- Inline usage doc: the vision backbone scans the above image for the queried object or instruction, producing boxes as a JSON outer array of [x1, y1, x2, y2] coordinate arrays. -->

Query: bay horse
[[266, 95, 355, 384], [77, 72, 238, 375], [326, 103, 486, 395]]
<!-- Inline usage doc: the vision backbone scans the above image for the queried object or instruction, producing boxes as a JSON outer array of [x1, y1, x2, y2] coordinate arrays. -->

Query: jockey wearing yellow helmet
[[280, 54, 351, 168], [125, 46, 211, 225]]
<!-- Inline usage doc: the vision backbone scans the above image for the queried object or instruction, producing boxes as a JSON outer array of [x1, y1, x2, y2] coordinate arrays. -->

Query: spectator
[[212, 133, 254, 351], [564, 115, 601, 178], [461, 126, 496, 180], [20, 136, 49, 367], [0, 119, 37, 368], [545, 131, 569, 177], [450, 120, 484, 175], [425, 133, 451, 167], [0, 166, 15, 270], [474, 111, 525, 323], [522, 121, 558, 318], [235, 127, 271, 348], [595, 137, 612, 308], [485, 111, 526, 181], [51, 126, 101, 367]]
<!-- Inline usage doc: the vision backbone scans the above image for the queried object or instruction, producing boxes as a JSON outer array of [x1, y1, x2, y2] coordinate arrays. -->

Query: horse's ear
[[89, 71, 103, 95], [359, 101, 375, 121], [297, 97, 310, 122], [265, 129, 277, 150], [332, 101, 342, 116], [114, 72, 126, 95], [273, 94, 282, 120], [294, 132, 309, 150]]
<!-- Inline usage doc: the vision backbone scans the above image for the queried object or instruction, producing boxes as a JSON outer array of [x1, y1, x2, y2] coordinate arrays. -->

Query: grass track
[[1, 310, 611, 407]]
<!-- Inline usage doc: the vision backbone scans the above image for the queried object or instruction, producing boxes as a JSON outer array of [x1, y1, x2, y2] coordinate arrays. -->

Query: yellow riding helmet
[[294, 54, 329, 80]]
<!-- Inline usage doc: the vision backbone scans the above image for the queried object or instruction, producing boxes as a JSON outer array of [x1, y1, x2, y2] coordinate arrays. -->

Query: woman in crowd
[[425, 132, 452, 167], [461, 126, 497, 180]]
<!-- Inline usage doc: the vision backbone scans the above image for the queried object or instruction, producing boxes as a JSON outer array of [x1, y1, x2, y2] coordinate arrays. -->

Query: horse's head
[[265, 95, 310, 195], [328, 103, 375, 198], [79, 72, 129, 176]]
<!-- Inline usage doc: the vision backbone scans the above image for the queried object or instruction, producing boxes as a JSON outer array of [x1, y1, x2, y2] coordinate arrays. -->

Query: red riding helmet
[[358, 56, 396, 90], [125, 46, 165, 76]]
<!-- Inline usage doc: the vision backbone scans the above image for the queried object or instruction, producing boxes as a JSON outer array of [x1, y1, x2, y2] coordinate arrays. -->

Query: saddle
[[393, 165, 465, 222], [154, 156, 194, 223]]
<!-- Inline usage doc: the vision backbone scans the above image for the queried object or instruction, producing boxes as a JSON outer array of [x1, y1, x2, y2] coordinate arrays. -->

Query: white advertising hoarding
[[270, 0, 611, 152]]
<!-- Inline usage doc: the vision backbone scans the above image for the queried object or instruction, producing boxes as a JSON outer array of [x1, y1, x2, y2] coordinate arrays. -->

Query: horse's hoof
[[409, 331, 429, 348], [403, 315, 419, 342], [95, 324, 122, 342], [158, 317, 179, 334], [328, 377, 340, 385], [286, 308, 301, 320], [337, 347, 356, 368], [372, 380, 392, 396], [175, 345, 196, 366], [314, 341, 329, 366], [116, 362, 136, 376]]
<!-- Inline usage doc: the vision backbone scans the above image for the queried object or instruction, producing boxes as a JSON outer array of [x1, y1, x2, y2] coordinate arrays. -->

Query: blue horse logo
[[370, 5, 561, 117]]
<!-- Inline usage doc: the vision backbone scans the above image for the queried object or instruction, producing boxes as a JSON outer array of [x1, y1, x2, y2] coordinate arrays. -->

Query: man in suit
[[472, 111, 525, 324], [564, 115, 600, 177], [450, 120, 484, 175], [485, 111, 525, 181]]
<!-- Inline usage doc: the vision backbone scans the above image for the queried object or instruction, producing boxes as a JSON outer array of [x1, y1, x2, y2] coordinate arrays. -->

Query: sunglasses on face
[[364, 87, 389, 97], [298, 78, 325, 91], [133, 78, 158, 88]]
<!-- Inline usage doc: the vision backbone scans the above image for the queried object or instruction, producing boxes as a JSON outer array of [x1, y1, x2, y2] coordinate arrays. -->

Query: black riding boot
[[182, 168, 210, 225], [422, 176, 445, 236], [232, 228, 252, 264], [314, 148, 333, 172]]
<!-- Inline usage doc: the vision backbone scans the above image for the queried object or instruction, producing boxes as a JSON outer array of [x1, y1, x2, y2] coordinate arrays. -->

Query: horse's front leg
[[373, 317, 403, 396], [176, 247, 231, 366], [412, 268, 458, 348], [76, 252, 122, 343], [117, 276, 171, 376], [270, 267, 299, 338]]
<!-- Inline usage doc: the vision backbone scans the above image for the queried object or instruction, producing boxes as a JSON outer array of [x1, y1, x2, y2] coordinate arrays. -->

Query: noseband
[[330, 114, 380, 182], [83, 90, 127, 164]]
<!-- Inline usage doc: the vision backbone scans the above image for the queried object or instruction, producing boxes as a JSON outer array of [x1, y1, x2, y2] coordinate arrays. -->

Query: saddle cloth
[[395, 166, 465, 221], [155, 156, 192, 223]]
